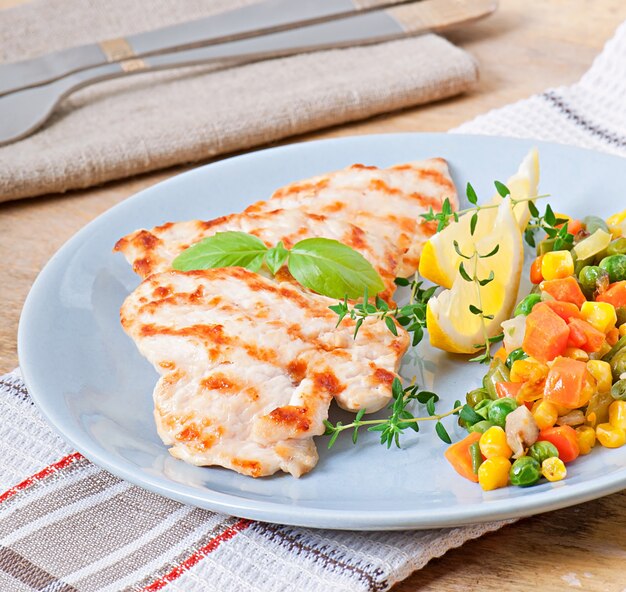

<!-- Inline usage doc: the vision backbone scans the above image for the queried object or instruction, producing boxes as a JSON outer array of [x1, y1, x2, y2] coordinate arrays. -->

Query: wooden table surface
[[2, 1, 626, 590]]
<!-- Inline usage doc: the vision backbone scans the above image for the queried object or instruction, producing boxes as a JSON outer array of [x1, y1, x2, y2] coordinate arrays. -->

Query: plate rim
[[18, 132, 626, 530]]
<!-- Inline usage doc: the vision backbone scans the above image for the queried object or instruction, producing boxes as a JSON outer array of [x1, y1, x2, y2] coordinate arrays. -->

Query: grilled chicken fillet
[[117, 158, 457, 477], [121, 268, 408, 478]]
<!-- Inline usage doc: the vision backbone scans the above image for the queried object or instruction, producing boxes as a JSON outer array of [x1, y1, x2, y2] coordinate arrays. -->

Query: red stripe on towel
[[0, 452, 83, 504], [141, 518, 252, 591]]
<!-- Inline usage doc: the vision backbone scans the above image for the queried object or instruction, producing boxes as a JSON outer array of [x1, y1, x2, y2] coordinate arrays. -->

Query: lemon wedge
[[419, 149, 539, 289], [426, 196, 524, 354]]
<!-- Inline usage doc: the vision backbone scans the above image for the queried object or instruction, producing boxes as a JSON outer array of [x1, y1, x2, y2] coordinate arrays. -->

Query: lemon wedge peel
[[419, 148, 540, 290], [426, 196, 525, 355]]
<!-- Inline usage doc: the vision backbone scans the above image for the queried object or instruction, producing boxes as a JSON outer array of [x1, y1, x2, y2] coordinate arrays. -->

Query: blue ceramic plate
[[19, 133, 626, 530]]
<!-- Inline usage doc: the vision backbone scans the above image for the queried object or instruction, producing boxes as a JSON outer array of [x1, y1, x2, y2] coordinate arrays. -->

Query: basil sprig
[[172, 231, 385, 300]]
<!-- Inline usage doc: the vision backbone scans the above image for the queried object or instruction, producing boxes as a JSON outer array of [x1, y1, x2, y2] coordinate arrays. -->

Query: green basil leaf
[[172, 231, 268, 272], [288, 238, 385, 299], [265, 241, 290, 275]]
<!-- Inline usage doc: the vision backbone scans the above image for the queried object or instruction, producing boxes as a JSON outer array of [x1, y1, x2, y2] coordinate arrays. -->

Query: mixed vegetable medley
[[446, 209, 626, 491]]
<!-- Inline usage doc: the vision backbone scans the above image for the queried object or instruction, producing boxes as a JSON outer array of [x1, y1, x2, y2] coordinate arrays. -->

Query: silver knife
[[0, 0, 408, 96]]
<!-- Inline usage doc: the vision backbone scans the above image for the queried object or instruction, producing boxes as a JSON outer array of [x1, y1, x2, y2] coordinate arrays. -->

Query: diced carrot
[[607, 327, 620, 346], [523, 303, 570, 362], [541, 277, 586, 308], [495, 381, 523, 399], [544, 357, 588, 408], [596, 281, 626, 308], [494, 347, 508, 363], [562, 219, 583, 236], [444, 432, 482, 482], [567, 318, 606, 353], [566, 320, 587, 349], [542, 300, 583, 322], [530, 256, 544, 284], [538, 426, 580, 463]]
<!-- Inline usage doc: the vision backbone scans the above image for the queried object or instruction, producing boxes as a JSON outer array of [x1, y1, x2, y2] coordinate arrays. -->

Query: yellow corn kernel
[[596, 423, 626, 448], [533, 400, 559, 430], [541, 250, 575, 281], [542, 457, 567, 482], [581, 301, 617, 334], [477, 457, 511, 491], [587, 360, 613, 393], [479, 426, 513, 459], [609, 401, 626, 430], [510, 357, 549, 384], [607, 209, 626, 228], [563, 347, 589, 362], [620, 323, 626, 337], [576, 426, 596, 455]]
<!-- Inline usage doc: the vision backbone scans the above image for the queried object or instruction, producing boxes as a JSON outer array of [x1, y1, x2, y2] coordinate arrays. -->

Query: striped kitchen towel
[[0, 369, 505, 592], [3, 17, 626, 592]]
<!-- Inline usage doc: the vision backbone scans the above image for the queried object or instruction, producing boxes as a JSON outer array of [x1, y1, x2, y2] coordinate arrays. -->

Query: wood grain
[[1, 1, 626, 590]]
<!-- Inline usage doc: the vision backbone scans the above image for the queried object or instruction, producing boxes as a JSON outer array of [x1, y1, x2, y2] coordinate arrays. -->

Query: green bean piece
[[616, 307, 626, 327], [599, 254, 626, 282], [586, 391, 614, 425], [466, 388, 490, 408], [509, 456, 542, 487], [578, 265, 610, 299], [474, 399, 495, 420], [537, 238, 557, 256], [469, 420, 494, 434], [483, 359, 511, 400], [506, 348, 528, 369], [470, 442, 483, 475], [611, 379, 626, 401], [602, 335, 626, 362], [606, 238, 626, 257], [514, 294, 542, 317], [610, 351, 626, 382], [488, 398, 519, 428], [583, 215, 610, 235], [528, 441, 559, 464]]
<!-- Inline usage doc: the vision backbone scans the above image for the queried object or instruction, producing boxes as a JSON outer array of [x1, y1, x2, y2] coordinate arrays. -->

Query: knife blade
[[0, 0, 406, 97]]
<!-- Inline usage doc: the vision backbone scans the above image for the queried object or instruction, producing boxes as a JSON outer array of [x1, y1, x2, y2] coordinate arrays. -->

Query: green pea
[[506, 348, 528, 369], [606, 238, 626, 257], [469, 420, 494, 434], [611, 379, 626, 401], [583, 215, 610, 235], [466, 388, 490, 408], [616, 307, 626, 327], [510, 456, 542, 487], [599, 254, 626, 282], [578, 265, 610, 299], [514, 294, 542, 316], [487, 398, 519, 428], [528, 441, 560, 464]]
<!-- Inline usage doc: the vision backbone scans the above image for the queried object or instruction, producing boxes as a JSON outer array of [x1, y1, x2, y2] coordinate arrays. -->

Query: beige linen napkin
[[0, 0, 479, 202]]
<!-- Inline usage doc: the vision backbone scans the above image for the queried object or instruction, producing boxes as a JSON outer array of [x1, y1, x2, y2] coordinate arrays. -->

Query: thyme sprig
[[329, 275, 436, 345], [524, 201, 574, 249], [420, 181, 550, 232], [323, 377, 462, 449]]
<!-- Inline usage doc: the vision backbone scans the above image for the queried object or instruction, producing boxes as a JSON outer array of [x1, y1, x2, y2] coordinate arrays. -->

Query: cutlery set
[[0, 0, 496, 145]]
